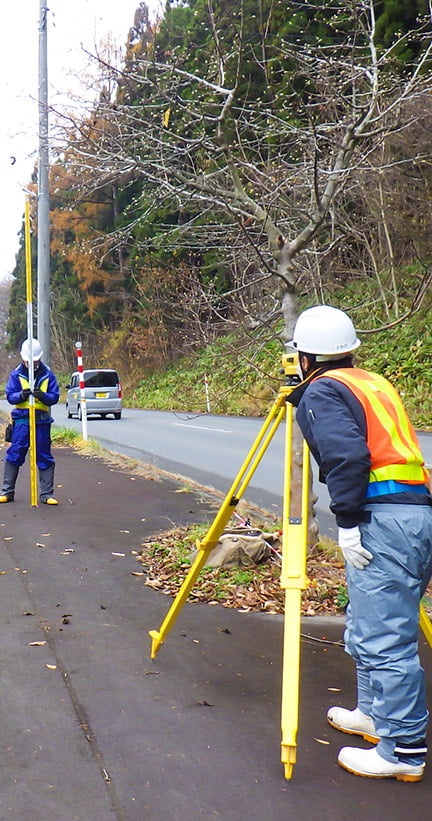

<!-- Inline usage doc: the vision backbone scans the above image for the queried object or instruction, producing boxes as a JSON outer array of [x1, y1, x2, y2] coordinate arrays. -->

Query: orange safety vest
[[16, 374, 50, 412], [312, 368, 428, 486]]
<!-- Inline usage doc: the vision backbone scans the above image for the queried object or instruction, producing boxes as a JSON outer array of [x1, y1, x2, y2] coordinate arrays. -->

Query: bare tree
[[56, 0, 432, 342]]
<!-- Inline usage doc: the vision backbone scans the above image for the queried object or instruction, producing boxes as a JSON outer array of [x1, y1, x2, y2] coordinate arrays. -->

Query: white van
[[66, 369, 122, 419]]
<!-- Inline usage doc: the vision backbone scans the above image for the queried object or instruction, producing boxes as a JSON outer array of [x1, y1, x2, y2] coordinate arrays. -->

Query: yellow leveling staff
[[24, 198, 38, 507]]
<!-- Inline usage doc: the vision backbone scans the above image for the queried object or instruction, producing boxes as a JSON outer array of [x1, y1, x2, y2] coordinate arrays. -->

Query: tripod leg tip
[[149, 629, 162, 659], [281, 744, 297, 779]]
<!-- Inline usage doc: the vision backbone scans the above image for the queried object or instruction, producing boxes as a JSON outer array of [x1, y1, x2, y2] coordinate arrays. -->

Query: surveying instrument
[[149, 353, 432, 780]]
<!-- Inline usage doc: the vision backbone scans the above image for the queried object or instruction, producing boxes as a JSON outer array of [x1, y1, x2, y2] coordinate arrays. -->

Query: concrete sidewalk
[[0, 446, 431, 820]]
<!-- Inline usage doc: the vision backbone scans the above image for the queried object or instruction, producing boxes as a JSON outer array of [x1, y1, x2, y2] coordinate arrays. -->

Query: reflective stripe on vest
[[312, 368, 428, 485], [16, 375, 49, 412]]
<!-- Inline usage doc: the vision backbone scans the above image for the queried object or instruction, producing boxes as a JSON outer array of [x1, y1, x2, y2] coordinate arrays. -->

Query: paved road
[[55, 403, 431, 535], [0, 400, 430, 537], [0, 447, 431, 820], [0, 399, 336, 530], [56, 405, 306, 512]]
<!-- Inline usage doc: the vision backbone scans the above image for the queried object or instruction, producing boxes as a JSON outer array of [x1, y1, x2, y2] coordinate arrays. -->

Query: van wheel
[[78, 404, 82, 421], [66, 403, 72, 419], [114, 412, 121, 419]]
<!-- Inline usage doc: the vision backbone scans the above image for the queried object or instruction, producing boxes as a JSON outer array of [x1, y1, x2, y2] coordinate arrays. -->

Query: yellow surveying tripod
[[149, 354, 432, 780]]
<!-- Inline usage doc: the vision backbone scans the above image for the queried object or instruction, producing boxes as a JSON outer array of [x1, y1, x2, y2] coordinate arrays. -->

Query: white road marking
[[173, 422, 232, 433]]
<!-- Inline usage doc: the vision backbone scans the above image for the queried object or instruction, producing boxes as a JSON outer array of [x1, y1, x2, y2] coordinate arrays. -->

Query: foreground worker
[[0, 338, 60, 505], [288, 305, 432, 782]]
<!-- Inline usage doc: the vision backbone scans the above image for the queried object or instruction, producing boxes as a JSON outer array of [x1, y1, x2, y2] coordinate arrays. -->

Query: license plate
[[95, 392, 108, 398]]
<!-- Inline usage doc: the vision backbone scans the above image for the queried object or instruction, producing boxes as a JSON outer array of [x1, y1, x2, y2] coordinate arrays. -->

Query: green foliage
[[334, 272, 432, 428], [5, 0, 432, 410], [336, 584, 349, 610], [6, 224, 37, 352], [374, 0, 432, 64], [133, 332, 284, 415], [131, 272, 431, 428], [209, 566, 258, 601], [51, 426, 81, 446]]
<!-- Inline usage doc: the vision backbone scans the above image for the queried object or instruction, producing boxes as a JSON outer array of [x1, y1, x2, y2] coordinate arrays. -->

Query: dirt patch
[[136, 524, 432, 619], [137, 525, 349, 617]]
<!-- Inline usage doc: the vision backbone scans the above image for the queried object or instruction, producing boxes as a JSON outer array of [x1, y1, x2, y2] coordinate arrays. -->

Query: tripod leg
[[149, 391, 288, 659], [281, 586, 303, 778], [419, 604, 432, 648], [150, 494, 237, 658], [280, 404, 310, 779]]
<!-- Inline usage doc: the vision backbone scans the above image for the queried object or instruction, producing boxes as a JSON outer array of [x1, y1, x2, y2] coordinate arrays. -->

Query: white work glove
[[338, 526, 373, 570]]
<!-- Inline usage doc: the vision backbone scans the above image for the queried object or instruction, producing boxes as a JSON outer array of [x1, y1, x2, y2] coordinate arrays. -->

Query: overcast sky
[[0, 1, 160, 282]]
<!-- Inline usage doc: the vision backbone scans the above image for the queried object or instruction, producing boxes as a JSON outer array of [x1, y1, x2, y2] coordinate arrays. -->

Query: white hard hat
[[287, 306, 361, 356], [20, 338, 43, 361]]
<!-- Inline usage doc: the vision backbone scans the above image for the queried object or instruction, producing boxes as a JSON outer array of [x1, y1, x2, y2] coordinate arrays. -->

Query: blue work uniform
[[6, 361, 59, 470]]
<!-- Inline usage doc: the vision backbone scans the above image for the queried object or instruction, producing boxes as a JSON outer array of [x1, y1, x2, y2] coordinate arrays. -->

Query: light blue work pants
[[344, 503, 432, 765]]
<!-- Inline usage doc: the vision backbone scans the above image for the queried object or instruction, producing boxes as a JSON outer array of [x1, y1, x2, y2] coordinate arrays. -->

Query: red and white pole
[[75, 341, 88, 440], [204, 373, 211, 413]]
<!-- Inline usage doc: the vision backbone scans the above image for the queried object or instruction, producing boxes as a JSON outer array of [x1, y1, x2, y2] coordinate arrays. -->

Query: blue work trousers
[[6, 420, 54, 470], [344, 503, 432, 764]]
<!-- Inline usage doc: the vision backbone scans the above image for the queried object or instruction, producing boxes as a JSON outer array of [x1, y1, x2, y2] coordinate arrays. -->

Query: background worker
[[287, 305, 432, 782], [0, 338, 60, 505]]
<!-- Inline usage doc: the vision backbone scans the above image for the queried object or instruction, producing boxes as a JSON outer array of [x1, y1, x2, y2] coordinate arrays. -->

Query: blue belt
[[366, 480, 428, 498]]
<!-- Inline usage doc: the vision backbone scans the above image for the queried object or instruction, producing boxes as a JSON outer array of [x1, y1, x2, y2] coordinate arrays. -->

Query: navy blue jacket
[[289, 366, 430, 528], [6, 361, 59, 422], [294, 374, 370, 527]]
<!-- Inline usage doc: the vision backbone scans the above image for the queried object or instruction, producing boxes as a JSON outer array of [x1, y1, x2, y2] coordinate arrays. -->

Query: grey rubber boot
[[0, 461, 19, 501], [39, 464, 57, 503]]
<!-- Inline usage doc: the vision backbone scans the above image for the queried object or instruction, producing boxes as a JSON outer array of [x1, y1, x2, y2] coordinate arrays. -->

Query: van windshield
[[84, 371, 118, 388]]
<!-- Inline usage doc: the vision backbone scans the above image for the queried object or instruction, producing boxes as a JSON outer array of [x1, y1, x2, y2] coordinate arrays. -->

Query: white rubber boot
[[338, 745, 425, 782], [327, 706, 379, 742]]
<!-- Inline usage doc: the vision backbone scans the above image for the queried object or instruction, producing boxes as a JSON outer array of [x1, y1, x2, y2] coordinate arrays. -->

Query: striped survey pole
[[75, 342, 88, 440], [204, 373, 211, 412]]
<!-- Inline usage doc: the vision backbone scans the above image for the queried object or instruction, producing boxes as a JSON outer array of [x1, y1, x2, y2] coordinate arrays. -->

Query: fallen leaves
[[136, 524, 432, 619], [136, 526, 350, 616]]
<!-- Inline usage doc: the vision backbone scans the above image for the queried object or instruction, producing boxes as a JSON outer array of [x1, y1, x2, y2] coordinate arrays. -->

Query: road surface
[[0, 400, 430, 537]]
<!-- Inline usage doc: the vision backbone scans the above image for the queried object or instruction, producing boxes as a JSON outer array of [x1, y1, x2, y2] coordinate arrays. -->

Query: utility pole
[[37, 1, 50, 364]]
